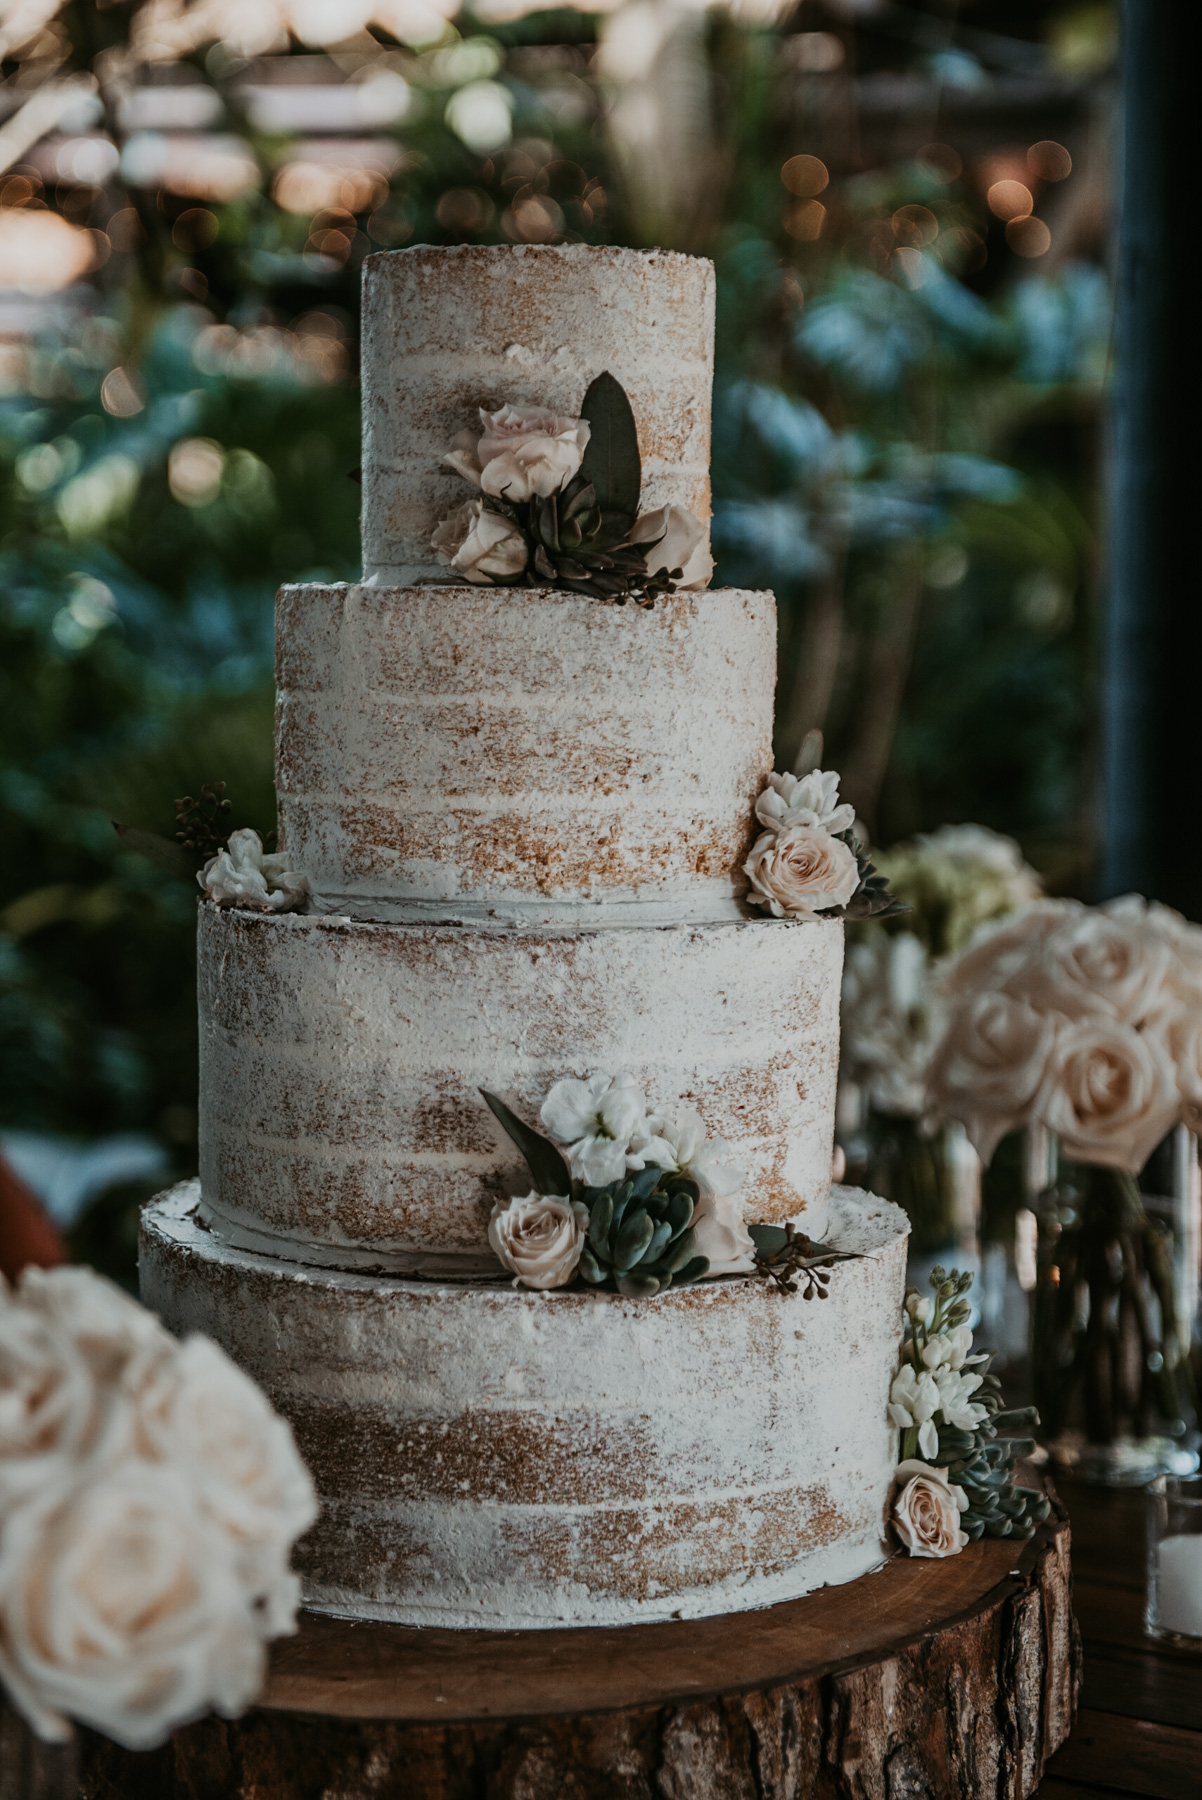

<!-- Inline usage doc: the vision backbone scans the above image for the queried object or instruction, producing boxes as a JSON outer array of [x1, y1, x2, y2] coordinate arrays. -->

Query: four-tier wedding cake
[[140, 244, 909, 1630]]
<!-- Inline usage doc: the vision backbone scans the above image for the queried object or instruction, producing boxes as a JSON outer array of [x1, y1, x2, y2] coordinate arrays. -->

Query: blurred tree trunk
[[1101, 1, 1202, 916]]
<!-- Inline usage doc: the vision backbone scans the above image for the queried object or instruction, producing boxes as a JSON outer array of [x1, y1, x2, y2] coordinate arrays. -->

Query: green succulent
[[521, 476, 677, 605], [577, 1164, 709, 1297]]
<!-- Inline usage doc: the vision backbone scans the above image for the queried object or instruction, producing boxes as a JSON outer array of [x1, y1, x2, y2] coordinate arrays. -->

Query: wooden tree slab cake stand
[[71, 1486, 1080, 1800]]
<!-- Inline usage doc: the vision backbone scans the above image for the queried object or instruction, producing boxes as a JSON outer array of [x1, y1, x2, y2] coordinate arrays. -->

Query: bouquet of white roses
[[0, 1265, 316, 1750], [926, 895, 1202, 1171]]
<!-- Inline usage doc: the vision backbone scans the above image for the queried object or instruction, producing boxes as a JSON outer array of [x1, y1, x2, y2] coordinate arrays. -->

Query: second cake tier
[[198, 904, 843, 1271]]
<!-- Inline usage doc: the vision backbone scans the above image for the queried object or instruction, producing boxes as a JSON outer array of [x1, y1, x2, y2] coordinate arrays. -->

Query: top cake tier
[[360, 243, 714, 585]]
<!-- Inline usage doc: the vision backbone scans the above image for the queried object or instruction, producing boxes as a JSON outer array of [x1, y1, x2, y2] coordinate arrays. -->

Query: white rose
[[1007, 908, 1173, 1028], [488, 1193, 589, 1290], [0, 1461, 265, 1749], [134, 1335, 316, 1626], [888, 1364, 941, 1459], [1033, 1016, 1181, 1172], [540, 1071, 649, 1187], [934, 899, 1079, 1000], [925, 989, 1058, 1164], [753, 768, 856, 837], [16, 1265, 171, 1374], [631, 1103, 742, 1199], [0, 1297, 100, 1503], [1103, 895, 1202, 1022], [745, 822, 860, 918], [430, 497, 529, 584], [445, 404, 591, 502], [688, 1191, 755, 1276], [629, 503, 713, 589], [891, 1460, 969, 1559], [199, 828, 309, 914]]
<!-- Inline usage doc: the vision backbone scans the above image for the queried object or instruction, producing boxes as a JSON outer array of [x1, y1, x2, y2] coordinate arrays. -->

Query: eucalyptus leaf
[[112, 822, 206, 881], [578, 372, 641, 517], [479, 1090, 572, 1197], [748, 1223, 789, 1254]]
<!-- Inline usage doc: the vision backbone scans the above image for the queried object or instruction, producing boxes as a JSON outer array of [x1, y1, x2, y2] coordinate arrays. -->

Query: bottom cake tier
[[140, 1182, 908, 1630]]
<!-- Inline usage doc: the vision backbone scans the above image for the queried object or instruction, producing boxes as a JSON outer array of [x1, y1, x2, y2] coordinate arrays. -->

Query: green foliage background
[[0, 4, 1111, 1261]]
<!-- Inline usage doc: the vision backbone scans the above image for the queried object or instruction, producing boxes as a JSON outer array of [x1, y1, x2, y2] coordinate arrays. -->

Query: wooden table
[[1036, 1477, 1202, 1800]]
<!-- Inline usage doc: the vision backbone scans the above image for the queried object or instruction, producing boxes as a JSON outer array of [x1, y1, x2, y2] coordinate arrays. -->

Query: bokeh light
[[781, 154, 829, 198], [0, 208, 95, 292], [987, 179, 1034, 222], [1005, 216, 1052, 258], [168, 439, 226, 507], [1027, 140, 1073, 182]]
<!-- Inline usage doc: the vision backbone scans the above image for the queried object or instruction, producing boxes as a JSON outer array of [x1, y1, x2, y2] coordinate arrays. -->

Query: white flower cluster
[[888, 1296, 989, 1460], [0, 1267, 317, 1750], [840, 824, 1042, 1121], [486, 1072, 753, 1287], [926, 895, 1202, 1170], [430, 402, 712, 589], [199, 828, 309, 914], [744, 769, 861, 920], [841, 930, 939, 1120]]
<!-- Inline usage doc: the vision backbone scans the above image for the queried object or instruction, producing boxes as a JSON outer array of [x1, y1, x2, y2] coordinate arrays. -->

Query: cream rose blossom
[[430, 497, 529, 583], [445, 404, 591, 502], [1034, 1015, 1180, 1172], [891, 1460, 969, 1559], [924, 989, 1058, 1163], [0, 1461, 265, 1749], [488, 1193, 590, 1290], [1007, 907, 1173, 1027], [134, 1335, 317, 1629], [934, 900, 1078, 1002], [629, 503, 713, 589], [745, 822, 860, 918], [0, 1299, 99, 1503], [688, 1192, 755, 1276], [199, 829, 309, 914], [0, 1268, 315, 1748]]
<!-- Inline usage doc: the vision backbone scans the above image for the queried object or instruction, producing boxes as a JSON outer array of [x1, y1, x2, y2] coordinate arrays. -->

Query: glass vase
[[1031, 1126, 1201, 1485]]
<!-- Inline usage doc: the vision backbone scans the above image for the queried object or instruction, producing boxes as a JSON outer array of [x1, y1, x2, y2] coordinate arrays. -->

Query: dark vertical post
[[1101, 1, 1202, 916]]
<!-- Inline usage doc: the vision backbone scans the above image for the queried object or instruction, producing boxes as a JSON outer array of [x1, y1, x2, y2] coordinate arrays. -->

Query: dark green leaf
[[113, 822, 205, 881], [479, 1090, 572, 1197], [616, 1271, 661, 1298], [614, 1210, 654, 1271], [630, 1165, 662, 1202], [578, 372, 641, 517], [578, 1247, 604, 1285], [748, 1223, 789, 1254], [641, 1220, 672, 1265], [666, 1190, 693, 1236], [658, 1226, 698, 1273], [673, 1255, 710, 1286], [587, 1191, 613, 1252]]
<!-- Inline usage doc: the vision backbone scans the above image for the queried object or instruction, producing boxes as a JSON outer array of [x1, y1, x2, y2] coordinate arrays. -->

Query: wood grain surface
[[1035, 1477, 1202, 1800], [75, 1491, 1077, 1799]]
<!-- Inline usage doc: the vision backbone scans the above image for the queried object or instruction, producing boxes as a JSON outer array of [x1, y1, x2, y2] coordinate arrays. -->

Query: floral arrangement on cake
[[481, 1075, 860, 1300], [743, 768, 904, 922], [113, 783, 310, 914], [888, 1266, 1046, 1556], [925, 895, 1202, 1170], [430, 372, 711, 604], [0, 1265, 316, 1749]]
